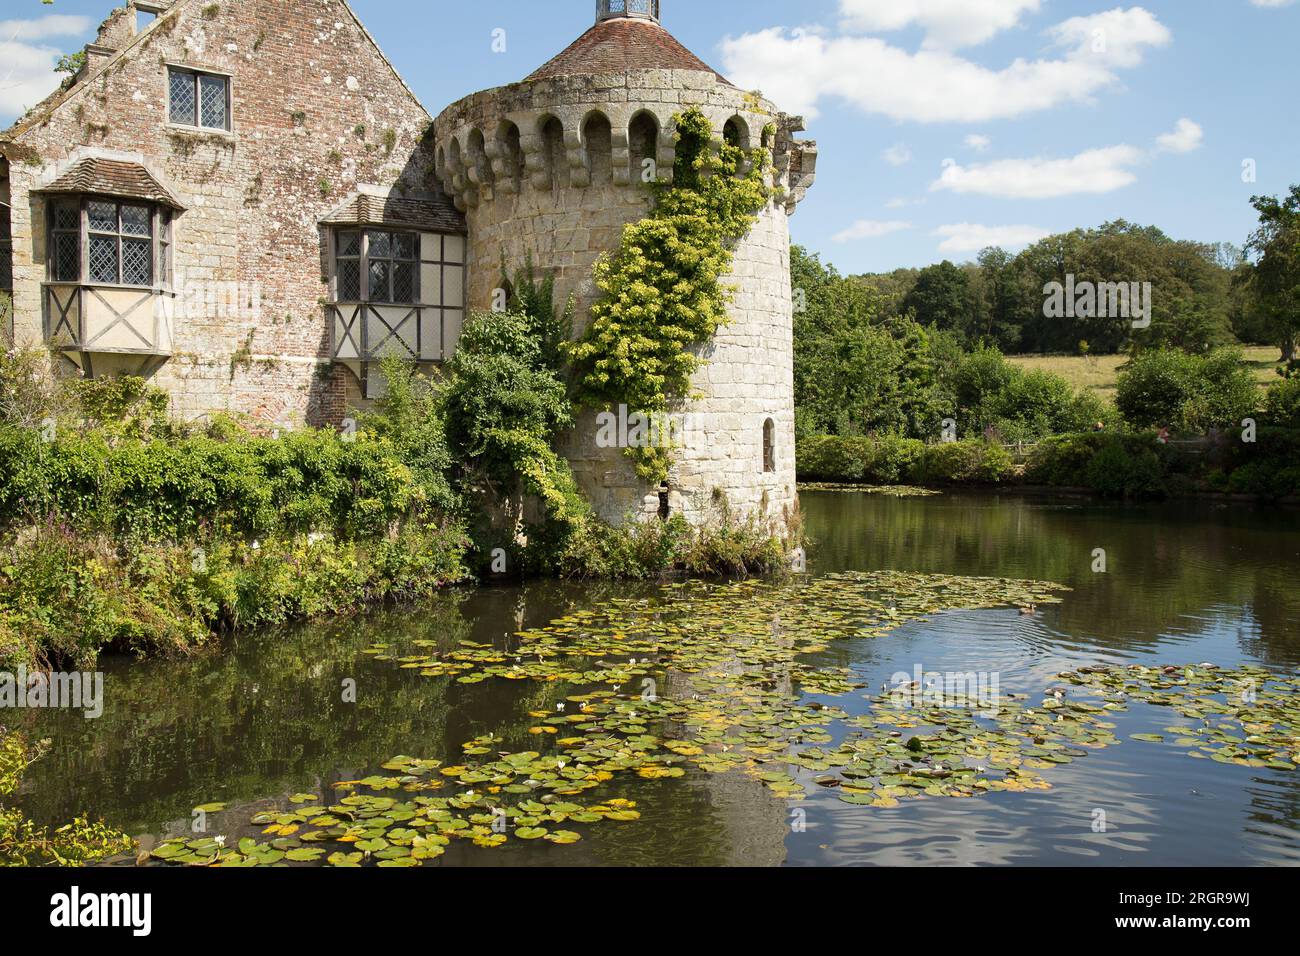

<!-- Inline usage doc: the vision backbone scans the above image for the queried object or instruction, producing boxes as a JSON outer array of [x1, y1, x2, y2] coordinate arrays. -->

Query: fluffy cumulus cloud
[[833, 219, 912, 243], [933, 222, 1050, 253], [719, 6, 1172, 123], [1156, 118, 1204, 154], [931, 118, 1202, 199], [0, 15, 93, 122], [838, 0, 1042, 50], [931, 146, 1146, 199]]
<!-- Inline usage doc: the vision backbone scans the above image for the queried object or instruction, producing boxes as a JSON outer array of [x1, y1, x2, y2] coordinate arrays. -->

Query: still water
[[14, 491, 1300, 866]]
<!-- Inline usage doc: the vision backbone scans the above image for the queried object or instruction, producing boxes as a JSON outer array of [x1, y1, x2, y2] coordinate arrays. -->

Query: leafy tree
[[1244, 185, 1300, 365], [900, 260, 976, 341], [1116, 347, 1258, 433]]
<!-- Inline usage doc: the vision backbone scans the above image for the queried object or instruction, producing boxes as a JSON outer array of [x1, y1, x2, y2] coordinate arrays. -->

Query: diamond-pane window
[[53, 234, 80, 282], [394, 233, 416, 260], [122, 239, 153, 286], [338, 231, 361, 257], [54, 204, 80, 231], [169, 68, 229, 131], [392, 263, 414, 303], [169, 70, 197, 126], [369, 231, 392, 259], [88, 201, 117, 233], [369, 260, 390, 301], [338, 260, 361, 301], [199, 74, 228, 130], [54, 199, 161, 286], [121, 204, 152, 237], [88, 235, 119, 284]]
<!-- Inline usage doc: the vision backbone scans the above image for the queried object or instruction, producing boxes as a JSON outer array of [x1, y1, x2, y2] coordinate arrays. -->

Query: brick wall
[[5, 0, 437, 427]]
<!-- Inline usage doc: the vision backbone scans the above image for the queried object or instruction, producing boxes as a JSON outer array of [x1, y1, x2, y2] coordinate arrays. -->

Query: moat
[[14, 490, 1300, 867]]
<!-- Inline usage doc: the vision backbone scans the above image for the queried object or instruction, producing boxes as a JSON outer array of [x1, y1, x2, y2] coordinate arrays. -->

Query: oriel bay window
[[330, 227, 466, 378], [46, 197, 171, 288]]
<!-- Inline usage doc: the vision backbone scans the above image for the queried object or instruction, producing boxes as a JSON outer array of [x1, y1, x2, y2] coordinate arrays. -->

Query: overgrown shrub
[[915, 440, 1015, 485], [952, 347, 1111, 441], [1116, 347, 1259, 433], [1025, 433, 1170, 498], [796, 434, 925, 484], [1263, 376, 1300, 429]]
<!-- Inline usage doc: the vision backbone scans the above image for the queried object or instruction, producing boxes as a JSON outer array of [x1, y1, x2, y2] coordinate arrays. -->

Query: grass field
[[1007, 346, 1285, 404]]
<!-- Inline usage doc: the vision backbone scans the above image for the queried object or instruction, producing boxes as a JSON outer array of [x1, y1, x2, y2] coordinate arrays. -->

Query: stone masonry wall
[[434, 70, 814, 527], [4, 0, 436, 427]]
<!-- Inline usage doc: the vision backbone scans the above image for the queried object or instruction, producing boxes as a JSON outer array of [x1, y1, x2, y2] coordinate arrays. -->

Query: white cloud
[[931, 146, 1146, 199], [883, 142, 912, 166], [839, 0, 1042, 50], [933, 222, 1050, 253], [1249, 0, 1294, 7], [1156, 118, 1203, 154], [833, 219, 912, 242], [964, 134, 992, 152], [719, 8, 1172, 123], [0, 15, 93, 122]]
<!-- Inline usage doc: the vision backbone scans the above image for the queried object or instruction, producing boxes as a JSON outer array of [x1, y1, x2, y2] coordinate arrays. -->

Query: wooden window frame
[[46, 196, 170, 290], [167, 66, 232, 133]]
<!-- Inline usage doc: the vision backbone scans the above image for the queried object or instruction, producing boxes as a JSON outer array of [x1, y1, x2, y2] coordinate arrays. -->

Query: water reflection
[[13, 492, 1300, 866]]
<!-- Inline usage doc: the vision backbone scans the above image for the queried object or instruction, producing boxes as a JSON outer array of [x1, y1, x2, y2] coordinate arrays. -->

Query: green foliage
[[796, 435, 1011, 485], [0, 522, 470, 670], [1, 729, 133, 866], [1263, 376, 1300, 429], [443, 308, 585, 532], [1116, 347, 1259, 433], [953, 347, 1111, 441], [359, 356, 458, 513], [796, 434, 924, 484], [1244, 185, 1300, 363], [1025, 433, 1170, 499], [570, 106, 772, 480], [915, 441, 1015, 485], [0, 424, 428, 542]]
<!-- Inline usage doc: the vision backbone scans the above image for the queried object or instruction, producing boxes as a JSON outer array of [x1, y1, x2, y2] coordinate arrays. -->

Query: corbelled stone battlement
[[433, 72, 816, 215]]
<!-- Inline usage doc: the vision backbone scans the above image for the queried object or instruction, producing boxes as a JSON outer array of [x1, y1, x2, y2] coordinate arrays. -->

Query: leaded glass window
[[336, 230, 362, 301], [48, 198, 162, 287], [0, 204, 12, 291], [50, 201, 81, 282], [169, 67, 230, 131], [337, 229, 420, 304]]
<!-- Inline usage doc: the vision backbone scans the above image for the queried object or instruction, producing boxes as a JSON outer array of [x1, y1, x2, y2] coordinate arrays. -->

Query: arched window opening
[[628, 112, 659, 185], [583, 112, 613, 186], [724, 116, 749, 150], [762, 418, 776, 473], [498, 121, 525, 191], [467, 127, 494, 190], [540, 116, 566, 192]]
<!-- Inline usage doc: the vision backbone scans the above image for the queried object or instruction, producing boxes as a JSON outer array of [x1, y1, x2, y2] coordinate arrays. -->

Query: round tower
[[433, 1, 817, 527]]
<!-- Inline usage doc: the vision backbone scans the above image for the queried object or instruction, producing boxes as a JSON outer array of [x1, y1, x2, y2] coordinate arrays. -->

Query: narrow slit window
[[763, 418, 776, 473]]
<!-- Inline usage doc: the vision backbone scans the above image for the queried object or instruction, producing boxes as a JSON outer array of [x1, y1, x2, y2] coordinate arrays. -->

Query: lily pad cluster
[[152, 571, 1093, 866], [1059, 663, 1300, 770], [798, 484, 941, 497]]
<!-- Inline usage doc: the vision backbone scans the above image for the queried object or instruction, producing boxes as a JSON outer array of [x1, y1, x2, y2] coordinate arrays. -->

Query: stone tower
[[433, 0, 816, 527]]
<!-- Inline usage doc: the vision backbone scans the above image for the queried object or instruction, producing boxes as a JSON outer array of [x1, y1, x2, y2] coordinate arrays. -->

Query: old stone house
[[0, 0, 816, 525]]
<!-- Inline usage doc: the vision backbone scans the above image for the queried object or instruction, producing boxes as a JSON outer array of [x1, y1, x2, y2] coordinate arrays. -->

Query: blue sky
[[3, 0, 1297, 274]]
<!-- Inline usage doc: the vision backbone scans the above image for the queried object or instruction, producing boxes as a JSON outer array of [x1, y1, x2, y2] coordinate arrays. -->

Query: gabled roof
[[35, 157, 187, 209], [1, 0, 428, 143], [320, 190, 465, 234], [525, 16, 731, 85]]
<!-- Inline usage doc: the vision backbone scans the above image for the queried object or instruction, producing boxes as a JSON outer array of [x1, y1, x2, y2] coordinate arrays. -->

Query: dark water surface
[[14, 491, 1300, 866]]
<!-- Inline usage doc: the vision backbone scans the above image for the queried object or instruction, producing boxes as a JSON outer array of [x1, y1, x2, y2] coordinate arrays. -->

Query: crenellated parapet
[[432, 71, 816, 215]]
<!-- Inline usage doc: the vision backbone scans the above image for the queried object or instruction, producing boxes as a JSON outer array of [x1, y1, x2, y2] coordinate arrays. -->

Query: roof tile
[[526, 17, 730, 84]]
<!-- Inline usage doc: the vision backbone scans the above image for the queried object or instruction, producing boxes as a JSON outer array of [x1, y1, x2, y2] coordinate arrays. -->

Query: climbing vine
[[569, 107, 774, 481]]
